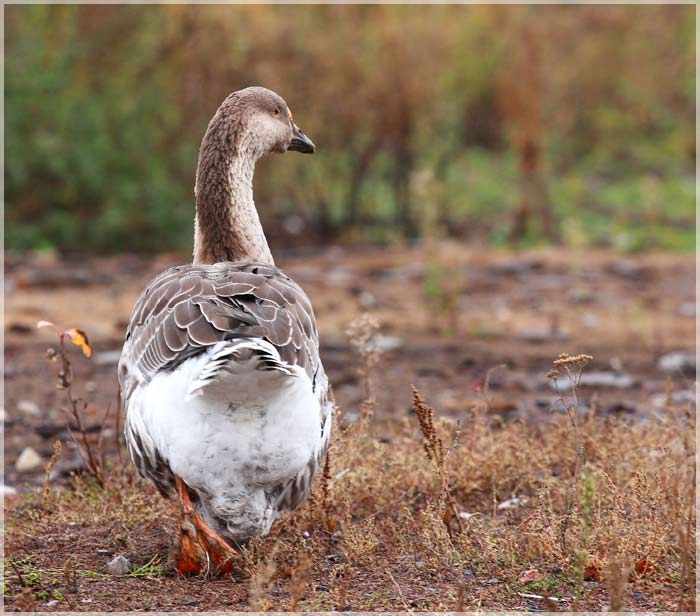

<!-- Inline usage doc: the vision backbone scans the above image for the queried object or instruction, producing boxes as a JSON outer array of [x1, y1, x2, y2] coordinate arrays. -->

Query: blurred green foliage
[[5, 5, 695, 253]]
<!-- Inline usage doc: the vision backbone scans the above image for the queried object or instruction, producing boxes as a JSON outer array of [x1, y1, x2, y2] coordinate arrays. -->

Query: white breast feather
[[125, 338, 323, 539]]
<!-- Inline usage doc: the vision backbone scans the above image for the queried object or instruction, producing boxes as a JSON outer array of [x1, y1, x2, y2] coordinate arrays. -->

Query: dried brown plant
[[43, 440, 62, 512], [39, 321, 106, 487], [346, 313, 380, 418], [411, 386, 463, 537], [547, 352, 593, 552]]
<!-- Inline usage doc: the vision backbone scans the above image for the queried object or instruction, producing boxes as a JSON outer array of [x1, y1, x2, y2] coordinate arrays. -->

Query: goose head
[[213, 86, 315, 160], [193, 86, 315, 265]]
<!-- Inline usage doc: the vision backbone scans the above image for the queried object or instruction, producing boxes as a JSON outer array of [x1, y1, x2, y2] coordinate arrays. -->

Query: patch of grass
[[128, 555, 166, 578], [4, 352, 696, 611]]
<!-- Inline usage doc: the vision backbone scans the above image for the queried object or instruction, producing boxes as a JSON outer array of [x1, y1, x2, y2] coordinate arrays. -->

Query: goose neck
[[193, 150, 274, 266]]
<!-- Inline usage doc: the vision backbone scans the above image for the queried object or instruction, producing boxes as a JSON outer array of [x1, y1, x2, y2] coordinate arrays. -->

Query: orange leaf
[[64, 328, 93, 358], [519, 569, 545, 583], [634, 559, 657, 576], [584, 557, 603, 582]]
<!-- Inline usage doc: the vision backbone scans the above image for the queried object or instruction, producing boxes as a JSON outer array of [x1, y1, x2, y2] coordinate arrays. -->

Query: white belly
[[126, 344, 322, 540]]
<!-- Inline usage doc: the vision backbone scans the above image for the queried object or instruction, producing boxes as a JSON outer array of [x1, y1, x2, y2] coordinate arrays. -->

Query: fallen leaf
[[584, 557, 602, 581], [519, 569, 545, 583], [634, 559, 657, 576]]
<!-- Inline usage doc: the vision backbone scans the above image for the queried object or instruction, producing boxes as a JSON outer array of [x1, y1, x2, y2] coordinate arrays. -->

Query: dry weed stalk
[[38, 321, 107, 487], [319, 447, 336, 533], [547, 352, 593, 552], [247, 543, 280, 611], [387, 568, 412, 611], [411, 386, 463, 537], [63, 557, 79, 594], [676, 465, 696, 611], [346, 313, 380, 419], [288, 553, 311, 611], [43, 440, 62, 512], [343, 517, 379, 564], [606, 553, 632, 611]]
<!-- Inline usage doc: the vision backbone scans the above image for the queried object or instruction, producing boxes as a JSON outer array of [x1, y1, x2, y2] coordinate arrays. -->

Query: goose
[[118, 87, 332, 575]]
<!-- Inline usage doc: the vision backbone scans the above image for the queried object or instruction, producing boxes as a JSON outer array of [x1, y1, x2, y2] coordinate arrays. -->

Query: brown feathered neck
[[193, 97, 274, 266]]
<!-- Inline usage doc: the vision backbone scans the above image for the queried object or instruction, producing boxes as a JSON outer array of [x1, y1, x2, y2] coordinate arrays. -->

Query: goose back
[[119, 262, 323, 407]]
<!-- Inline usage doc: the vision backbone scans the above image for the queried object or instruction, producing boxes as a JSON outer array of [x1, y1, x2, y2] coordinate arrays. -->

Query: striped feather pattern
[[119, 261, 321, 403]]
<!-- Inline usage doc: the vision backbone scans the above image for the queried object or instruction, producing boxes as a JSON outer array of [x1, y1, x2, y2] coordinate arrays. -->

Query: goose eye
[[273, 108, 280, 116]]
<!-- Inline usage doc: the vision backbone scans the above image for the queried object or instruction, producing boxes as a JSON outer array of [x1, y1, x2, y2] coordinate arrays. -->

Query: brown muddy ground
[[3, 243, 696, 611]]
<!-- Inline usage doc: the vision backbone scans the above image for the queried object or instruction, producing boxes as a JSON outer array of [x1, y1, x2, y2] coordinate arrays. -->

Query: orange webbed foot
[[175, 476, 237, 575]]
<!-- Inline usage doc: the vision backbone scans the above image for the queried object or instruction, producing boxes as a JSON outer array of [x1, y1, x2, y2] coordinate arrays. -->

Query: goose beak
[[288, 124, 315, 154]]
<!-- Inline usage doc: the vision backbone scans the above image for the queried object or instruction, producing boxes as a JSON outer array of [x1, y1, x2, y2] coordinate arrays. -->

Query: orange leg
[[175, 475, 237, 575]]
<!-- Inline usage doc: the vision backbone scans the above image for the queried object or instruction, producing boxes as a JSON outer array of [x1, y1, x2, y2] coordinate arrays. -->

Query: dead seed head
[[346, 313, 380, 357], [553, 353, 594, 368]]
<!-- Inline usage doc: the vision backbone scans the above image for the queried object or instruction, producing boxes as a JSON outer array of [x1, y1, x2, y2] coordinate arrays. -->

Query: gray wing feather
[[119, 262, 321, 401]]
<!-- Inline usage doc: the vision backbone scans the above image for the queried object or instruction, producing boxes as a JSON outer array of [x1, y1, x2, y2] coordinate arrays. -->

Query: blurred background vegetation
[[5, 4, 695, 254]]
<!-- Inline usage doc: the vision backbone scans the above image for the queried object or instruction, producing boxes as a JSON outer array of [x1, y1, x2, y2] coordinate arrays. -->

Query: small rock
[[377, 263, 426, 281], [605, 402, 637, 415], [16, 447, 43, 472], [658, 351, 695, 377], [17, 400, 41, 417], [324, 553, 343, 563], [609, 357, 624, 372], [607, 259, 650, 280], [546, 399, 591, 417], [282, 214, 305, 235], [518, 329, 570, 343], [489, 258, 544, 277], [580, 314, 600, 328], [8, 322, 34, 334], [497, 496, 528, 511], [35, 423, 68, 439], [105, 554, 131, 575], [463, 569, 476, 579], [326, 268, 353, 286], [45, 599, 59, 607], [551, 371, 636, 391], [2, 484, 18, 496], [94, 350, 121, 366], [415, 561, 425, 568], [678, 302, 695, 318], [357, 290, 377, 309], [370, 335, 403, 352], [568, 286, 595, 304], [459, 511, 478, 520], [180, 598, 201, 607], [651, 390, 696, 409]]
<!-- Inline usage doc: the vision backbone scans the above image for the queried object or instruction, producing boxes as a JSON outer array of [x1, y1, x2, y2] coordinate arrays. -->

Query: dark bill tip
[[288, 124, 315, 154]]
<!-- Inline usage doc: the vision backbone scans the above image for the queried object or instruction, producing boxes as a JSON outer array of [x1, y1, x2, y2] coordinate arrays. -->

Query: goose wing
[[118, 262, 321, 405]]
